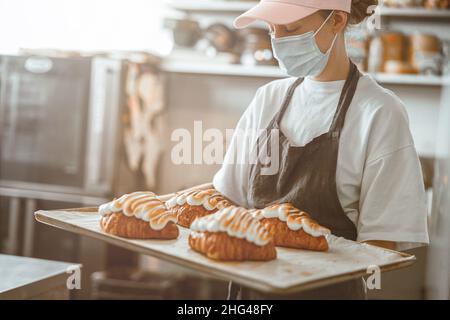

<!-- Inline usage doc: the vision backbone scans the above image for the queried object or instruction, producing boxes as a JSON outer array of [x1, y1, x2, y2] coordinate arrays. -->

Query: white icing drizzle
[[99, 191, 177, 230], [166, 189, 230, 211], [190, 206, 272, 246], [249, 203, 331, 238]]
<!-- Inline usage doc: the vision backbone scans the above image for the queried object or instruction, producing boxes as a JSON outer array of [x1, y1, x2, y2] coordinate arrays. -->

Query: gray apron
[[229, 62, 366, 300]]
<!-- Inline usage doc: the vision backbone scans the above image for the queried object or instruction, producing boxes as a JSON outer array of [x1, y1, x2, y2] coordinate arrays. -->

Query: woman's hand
[[363, 240, 396, 250]]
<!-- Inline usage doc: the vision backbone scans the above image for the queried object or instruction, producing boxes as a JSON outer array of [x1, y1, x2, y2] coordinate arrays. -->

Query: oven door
[[0, 55, 91, 192]]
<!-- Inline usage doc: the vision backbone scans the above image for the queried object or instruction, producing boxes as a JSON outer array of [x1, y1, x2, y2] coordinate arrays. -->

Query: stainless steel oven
[[0, 54, 124, 197], [0, 53, 158, 298]]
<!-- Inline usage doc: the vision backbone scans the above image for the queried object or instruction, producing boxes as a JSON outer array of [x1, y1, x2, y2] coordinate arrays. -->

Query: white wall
[[383, 84, 441, 158], [162, 12, 448, 158]]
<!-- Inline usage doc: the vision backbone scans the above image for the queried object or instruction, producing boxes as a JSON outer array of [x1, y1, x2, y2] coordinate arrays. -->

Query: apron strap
[[274, 62, 361, 132], [274, 77, 304, 125], [227, 281, 242, 300], [329, 62, 361, 138], [253, 76, 303, 161], [253, 77, 303, 172]]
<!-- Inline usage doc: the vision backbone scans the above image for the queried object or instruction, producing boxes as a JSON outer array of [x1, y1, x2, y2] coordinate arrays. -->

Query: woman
[[176, 0, 429, 299]]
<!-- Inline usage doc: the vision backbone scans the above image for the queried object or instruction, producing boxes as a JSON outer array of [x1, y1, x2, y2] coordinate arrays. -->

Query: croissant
[[99, 191, 179, 239], [249, 203, 330, 251], [189, 206, 276, 261], [166, 189, 231, 228]]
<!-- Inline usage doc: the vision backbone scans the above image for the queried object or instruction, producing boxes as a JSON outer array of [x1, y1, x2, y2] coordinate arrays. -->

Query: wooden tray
[[35, 208, 415, 294]]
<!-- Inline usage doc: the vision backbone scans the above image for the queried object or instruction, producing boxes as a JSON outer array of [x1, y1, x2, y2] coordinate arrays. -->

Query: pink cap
[[234, 0, 352, 29]]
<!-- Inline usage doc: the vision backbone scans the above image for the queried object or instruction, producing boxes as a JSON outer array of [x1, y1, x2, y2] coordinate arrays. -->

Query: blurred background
[[0, 0, 448, 299]]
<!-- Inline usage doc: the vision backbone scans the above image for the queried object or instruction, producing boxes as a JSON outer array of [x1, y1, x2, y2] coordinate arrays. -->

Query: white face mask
[[271, 11, 338, 78]]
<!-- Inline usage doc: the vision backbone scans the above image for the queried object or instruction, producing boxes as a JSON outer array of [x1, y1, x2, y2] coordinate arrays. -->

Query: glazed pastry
[[189, 206, 276, 261], [166, 189, 231, 228], [99, 191, 179, 239], [249, 203, 330, 251]]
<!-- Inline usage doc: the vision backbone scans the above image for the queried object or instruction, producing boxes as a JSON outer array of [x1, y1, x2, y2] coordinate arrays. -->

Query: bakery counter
[[0, 254, 80, 299]]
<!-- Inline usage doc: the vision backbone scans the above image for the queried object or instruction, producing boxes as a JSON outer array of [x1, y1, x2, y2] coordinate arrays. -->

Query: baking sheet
[[35, 208, 415, 294]]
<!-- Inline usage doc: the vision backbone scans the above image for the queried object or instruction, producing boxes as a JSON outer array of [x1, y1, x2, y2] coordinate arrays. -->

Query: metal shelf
[[161, 60, 444, 85], [380, 7, 450, 18], [161, 60, 284, 77], [372, 73, 444, 86]]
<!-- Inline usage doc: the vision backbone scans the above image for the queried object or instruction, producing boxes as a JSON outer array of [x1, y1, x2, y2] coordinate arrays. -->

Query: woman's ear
[[331, 11, 348, 33]]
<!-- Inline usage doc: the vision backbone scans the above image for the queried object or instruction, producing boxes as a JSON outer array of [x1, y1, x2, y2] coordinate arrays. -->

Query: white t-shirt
[[213, 74, 429, 251]]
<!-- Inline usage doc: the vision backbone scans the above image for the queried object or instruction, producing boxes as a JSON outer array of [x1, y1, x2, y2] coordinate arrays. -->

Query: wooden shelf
[[166, 0, 450, 18], [161, 60, 444, 86], [161, 60, 285, 77], [380, 7, 450, 18], [372, 73, 444, 86]]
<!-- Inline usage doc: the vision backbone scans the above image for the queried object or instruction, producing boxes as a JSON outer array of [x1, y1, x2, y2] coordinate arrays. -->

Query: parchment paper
[[35, 209, 415, 293]]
